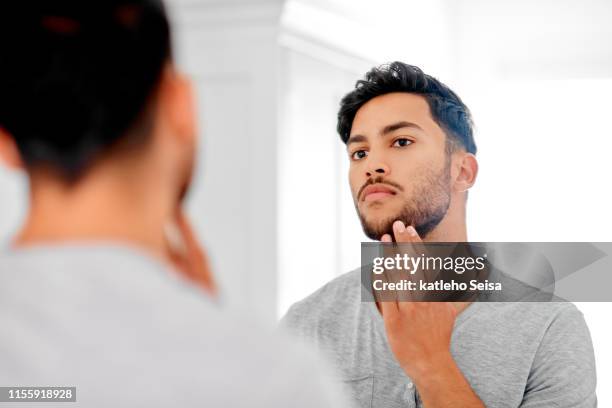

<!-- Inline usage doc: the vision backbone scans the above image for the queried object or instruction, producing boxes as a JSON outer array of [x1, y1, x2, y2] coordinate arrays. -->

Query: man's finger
[[392, 220, 422, 243], [170, 210, 217, 295], [391, 220, 428, 301]]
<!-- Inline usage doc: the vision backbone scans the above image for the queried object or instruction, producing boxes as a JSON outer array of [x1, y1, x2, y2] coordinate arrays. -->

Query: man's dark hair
[[337, 62, 476, 154], [0, 1, 171, 180]]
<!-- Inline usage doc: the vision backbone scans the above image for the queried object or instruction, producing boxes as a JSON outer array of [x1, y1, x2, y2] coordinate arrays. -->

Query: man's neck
[[396, 198, 472, 316], [14, 171, 170, 259], [423, 199, 468, 242]]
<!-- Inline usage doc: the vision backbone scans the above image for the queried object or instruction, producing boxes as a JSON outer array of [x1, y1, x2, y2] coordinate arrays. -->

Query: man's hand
[[164, 209, 217, 296], [380, 220, 457, 378], [379, 220, 484, 408]]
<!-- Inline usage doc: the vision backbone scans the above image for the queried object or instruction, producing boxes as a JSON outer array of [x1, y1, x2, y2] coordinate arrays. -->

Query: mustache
[[357, 176, 404, 201]]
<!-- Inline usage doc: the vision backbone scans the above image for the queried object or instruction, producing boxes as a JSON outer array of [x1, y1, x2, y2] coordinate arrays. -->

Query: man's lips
[[361, 184, 398, 202]]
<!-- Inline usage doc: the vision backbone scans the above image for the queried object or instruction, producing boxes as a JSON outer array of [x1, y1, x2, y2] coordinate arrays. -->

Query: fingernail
[[393, 220, 406, 233], [406, 226, 417, 236]]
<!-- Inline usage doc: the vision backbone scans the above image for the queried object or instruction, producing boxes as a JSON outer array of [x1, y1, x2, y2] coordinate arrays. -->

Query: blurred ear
[[453, 152, 478, 193], [0, 127, 24, 170], [156, 64, 197, 148]]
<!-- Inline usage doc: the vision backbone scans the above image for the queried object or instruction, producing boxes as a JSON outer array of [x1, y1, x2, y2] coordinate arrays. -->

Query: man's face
[[347, 92, 452, 240]]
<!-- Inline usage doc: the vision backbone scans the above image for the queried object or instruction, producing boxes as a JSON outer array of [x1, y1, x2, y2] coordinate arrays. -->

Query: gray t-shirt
[[281, 269, 597, 408], [0, 243, 351, 408]]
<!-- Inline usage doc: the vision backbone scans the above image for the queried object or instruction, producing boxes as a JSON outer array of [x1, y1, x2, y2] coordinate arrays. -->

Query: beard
[[356, 158, 452, 240]]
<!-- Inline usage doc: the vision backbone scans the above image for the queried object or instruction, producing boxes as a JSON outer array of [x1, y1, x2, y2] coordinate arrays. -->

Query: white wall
[[276, 47, 372, 316], [168, 0, 284, 320]]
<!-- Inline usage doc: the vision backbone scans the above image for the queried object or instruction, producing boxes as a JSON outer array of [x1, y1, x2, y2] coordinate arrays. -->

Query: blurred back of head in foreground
[[0, 0, 200, 273], [0, 3, 351, 407]]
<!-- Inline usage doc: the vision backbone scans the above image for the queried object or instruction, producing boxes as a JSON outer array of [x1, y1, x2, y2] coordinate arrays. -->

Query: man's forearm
[[409, 352, 485, 408]]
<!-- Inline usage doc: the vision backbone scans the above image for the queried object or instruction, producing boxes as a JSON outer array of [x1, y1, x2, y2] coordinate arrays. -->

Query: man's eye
[[351, 150, 368, 160], [393, 138, 413, 147]]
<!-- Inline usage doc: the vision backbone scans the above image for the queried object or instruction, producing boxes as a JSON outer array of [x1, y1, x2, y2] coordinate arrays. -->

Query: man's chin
[[360, 216, 400, 241]]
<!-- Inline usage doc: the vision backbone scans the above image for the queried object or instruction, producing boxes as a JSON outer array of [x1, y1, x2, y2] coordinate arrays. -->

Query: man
[[0, 2, 350, 407], [281, 62, 597, 407]]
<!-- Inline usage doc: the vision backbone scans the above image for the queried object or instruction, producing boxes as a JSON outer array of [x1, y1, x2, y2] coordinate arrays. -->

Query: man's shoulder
[[281, 269, 362, 332], [506, 301, 589, 343], [480, 300, 581, 325], [0, 246, 349, 407], [458, 300, 589, 358], [285, 268, 362, 314]]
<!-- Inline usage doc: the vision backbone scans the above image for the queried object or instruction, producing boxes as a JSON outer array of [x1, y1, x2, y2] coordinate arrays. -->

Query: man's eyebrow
[[381, 121, 423, 135], [346, 134, 367, 146], [347, 121, 424, 146]]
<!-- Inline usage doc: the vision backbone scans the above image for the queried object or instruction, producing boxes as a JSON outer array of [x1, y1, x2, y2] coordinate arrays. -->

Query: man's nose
[[365, 162, 390, 177]]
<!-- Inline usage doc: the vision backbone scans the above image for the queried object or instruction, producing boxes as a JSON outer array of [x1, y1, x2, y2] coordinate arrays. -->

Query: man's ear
[[0, 127, 24, 170], [157, 64, 197, 147], [453, 152, 478, 193]]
